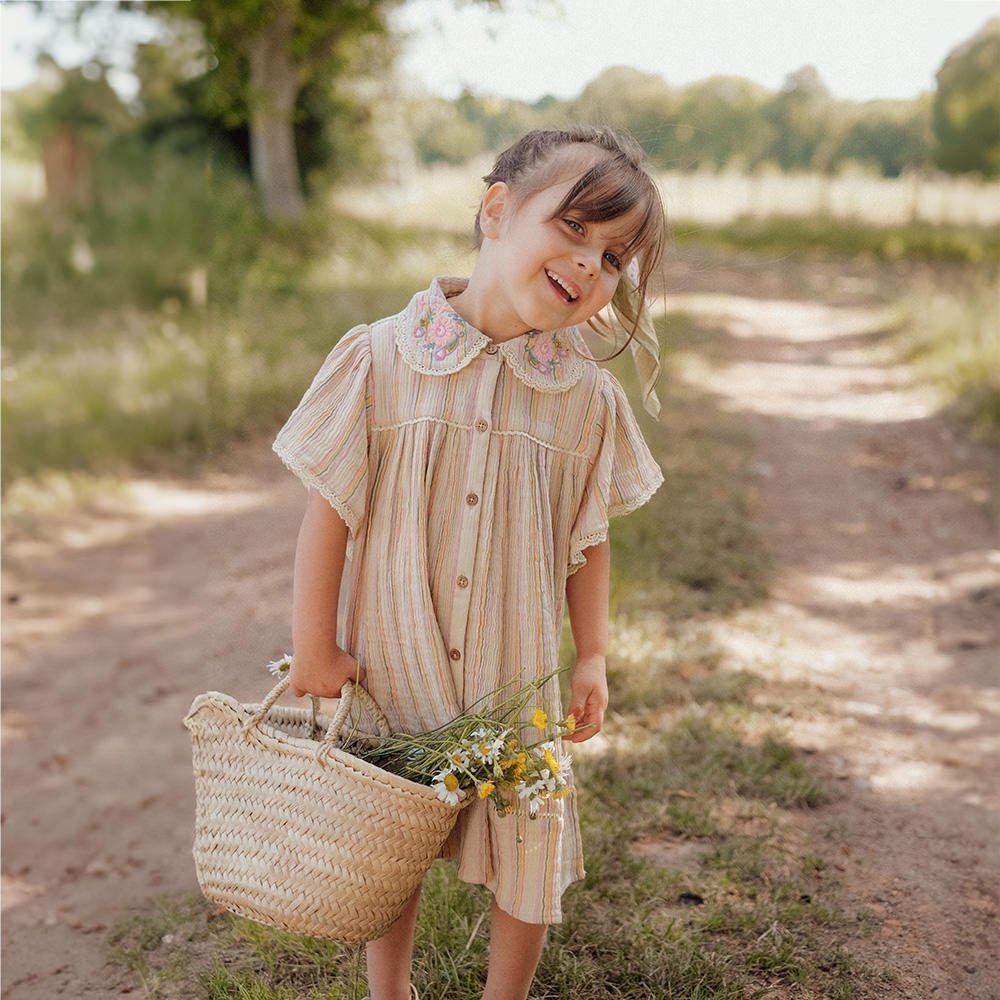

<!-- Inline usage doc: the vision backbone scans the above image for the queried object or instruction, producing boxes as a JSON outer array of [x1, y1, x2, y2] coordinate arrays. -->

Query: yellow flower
[[509, 751, 528, 781], [564, 713, 577, 734], [554, 787, 573, 799], [444, 773, 459, 793], [531, 707, 548, 730], [543, 748, 561, 775], [478, 781, 495, 799]]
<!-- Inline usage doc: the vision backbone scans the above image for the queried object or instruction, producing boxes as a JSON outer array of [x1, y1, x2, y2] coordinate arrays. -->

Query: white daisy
[[431, 769, 465, 807], [266, 653, 293, 677]]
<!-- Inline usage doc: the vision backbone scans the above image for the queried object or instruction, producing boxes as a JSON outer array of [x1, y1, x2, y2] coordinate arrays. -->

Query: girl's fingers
[[563, 698, 600, 743], [289, 656, 365, 700]]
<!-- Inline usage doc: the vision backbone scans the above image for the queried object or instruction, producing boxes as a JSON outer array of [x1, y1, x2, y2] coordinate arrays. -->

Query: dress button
[[475, 419, 489, 432], [457, 575, 469, 588], [449, 648, 461, 661], [485, 343, 499, 355], [465, 493, 479, 506]]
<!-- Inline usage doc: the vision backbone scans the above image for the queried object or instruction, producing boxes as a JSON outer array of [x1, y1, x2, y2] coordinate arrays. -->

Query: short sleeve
[[272, 324, 372, 535], [567, 370, 664, 576]]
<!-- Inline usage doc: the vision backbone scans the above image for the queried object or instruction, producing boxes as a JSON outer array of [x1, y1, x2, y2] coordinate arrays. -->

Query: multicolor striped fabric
[[273, 277, 663, 924]]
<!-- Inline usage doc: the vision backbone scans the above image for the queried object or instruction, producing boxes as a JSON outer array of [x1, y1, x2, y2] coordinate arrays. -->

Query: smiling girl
[[273, 125, 666, 1000]]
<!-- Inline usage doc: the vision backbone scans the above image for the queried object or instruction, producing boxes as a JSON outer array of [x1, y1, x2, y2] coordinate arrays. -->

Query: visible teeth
[[546, 270, 577, 301]]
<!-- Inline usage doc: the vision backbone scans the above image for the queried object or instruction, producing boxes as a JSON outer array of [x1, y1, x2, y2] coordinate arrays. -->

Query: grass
[[604, 315, 773, 618], [1, 139, 472, 487], [891, 276, 1000, 442], [108, 651, 879, 998], [104, 315, 889, 998], [670, 214, 1000, 264]]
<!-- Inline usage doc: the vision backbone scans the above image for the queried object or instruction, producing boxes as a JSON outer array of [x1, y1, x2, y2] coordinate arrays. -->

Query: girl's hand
[[564, 654, 608, 744], [288, 647, 365, 699]]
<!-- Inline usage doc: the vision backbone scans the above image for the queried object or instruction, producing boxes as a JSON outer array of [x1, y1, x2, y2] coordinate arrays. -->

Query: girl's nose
[[575, 250, 599, 278]]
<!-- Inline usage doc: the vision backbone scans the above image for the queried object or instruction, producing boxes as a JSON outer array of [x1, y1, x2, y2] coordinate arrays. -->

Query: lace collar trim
[[394, 277, 591, 392]]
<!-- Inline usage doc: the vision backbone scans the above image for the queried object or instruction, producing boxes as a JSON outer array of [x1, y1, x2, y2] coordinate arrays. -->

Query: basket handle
[[244, 675, 392, 744]]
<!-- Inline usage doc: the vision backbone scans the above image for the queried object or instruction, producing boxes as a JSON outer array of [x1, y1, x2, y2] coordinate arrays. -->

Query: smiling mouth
[[545, 269, 578, 303]]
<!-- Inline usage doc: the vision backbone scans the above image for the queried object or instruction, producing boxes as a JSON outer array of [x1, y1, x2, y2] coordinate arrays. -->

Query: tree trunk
[[42, 124, 92, 226], [245, 6, 305, 221]]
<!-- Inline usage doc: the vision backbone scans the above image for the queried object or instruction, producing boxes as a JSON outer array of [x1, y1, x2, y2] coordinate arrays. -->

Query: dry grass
[[331, 160, 1000, 232]]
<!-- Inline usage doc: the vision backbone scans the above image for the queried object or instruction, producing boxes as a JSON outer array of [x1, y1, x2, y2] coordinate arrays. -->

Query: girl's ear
[[478, 182, 510, 240]]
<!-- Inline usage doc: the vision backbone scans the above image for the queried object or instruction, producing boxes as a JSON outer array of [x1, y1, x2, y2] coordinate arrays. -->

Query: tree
[[762, 66, 834, 171], [16, 55, 134, 224], [671, 76, 771, 171], [28, 0, 500, 220], [933, 17, 1000, 177], [830, 98, 932, 177], [151, 0, 400, 220], [568, 67, 675, 165]]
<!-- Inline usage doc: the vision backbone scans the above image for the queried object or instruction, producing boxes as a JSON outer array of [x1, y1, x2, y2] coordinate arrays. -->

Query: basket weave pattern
[[184, 677, 463, 942]]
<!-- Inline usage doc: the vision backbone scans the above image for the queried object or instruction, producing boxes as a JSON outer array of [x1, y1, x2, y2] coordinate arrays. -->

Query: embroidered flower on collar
[[413, 292, 472, 368], [522, 329, 573, 379], [395, 278, 590, 392]]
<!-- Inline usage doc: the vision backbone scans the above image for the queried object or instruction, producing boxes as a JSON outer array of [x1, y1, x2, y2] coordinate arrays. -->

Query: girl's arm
[[563, 539, 611, 744], [288, 489, 365, 698]]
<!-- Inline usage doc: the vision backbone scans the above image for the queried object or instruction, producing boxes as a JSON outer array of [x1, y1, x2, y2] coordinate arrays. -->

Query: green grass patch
[[604, 314, 773, 618], [892, 275, 1000, 442], [108, 654, 876, 998], [2, 139, 470, 486], [672, 213, 1000, 264]]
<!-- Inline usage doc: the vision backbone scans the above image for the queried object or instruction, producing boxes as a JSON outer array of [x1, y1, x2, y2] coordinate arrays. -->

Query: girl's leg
[[365, 883, 422, 1000], [482, 899, 548, 1000]]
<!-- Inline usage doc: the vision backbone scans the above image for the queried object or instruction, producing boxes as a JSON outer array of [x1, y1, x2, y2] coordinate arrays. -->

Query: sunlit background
[[2, 0, 998, 487]]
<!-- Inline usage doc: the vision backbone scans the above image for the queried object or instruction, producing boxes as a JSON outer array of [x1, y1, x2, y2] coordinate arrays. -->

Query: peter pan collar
[[394, 277, 591, 392]]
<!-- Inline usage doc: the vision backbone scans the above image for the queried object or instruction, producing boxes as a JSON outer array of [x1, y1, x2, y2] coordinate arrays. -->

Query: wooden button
[[449, 648, 461, 661], [475, 419, 489, 432], [457, 575, 469, 588], [485, 343, 499, 355], [466, 493, 479, 506]]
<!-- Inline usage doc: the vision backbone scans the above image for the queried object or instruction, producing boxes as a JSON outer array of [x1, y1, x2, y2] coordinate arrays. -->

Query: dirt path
[[2, 292, 998, 998], [673, 294, 1000, 999]]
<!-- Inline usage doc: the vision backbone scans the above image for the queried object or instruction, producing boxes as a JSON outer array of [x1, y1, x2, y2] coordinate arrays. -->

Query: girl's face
[[478, 167, 643, 336]]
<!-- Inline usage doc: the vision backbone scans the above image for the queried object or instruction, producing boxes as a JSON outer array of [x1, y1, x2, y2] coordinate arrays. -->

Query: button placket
[[447, 351, 501, 700]]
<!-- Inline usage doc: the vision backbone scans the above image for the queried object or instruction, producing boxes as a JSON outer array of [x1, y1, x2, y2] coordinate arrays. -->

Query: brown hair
[[473, 125, 666, 361]]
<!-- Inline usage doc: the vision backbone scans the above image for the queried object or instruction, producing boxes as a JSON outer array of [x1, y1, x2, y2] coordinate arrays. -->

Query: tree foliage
[[9, 5, 996, 192], [933, 17, 1000, 177]]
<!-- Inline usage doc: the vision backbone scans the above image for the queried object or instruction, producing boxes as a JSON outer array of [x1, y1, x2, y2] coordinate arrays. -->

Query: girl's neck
[[446, 273, 534, 344]]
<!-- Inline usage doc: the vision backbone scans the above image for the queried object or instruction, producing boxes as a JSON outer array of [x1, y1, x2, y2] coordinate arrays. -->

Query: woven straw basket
[[184, 675, 463, 942]]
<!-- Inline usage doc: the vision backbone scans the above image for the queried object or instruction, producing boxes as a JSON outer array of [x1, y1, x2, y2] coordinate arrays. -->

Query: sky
[[2, 0, 1000, 104]]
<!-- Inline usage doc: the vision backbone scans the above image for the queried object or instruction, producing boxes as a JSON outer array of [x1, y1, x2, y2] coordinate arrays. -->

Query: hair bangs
[[552, 157, 664, 277]]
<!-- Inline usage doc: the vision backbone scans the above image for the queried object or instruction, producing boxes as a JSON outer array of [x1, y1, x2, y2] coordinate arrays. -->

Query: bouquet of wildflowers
[[267, 656, 576, 818]]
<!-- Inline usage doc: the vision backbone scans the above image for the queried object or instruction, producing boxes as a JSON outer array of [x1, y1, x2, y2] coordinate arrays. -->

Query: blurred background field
[[2, 4, 998, 494]]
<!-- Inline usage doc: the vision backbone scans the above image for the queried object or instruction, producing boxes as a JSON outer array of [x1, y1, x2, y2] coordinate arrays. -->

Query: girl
[[273, 125, 666, 1000]]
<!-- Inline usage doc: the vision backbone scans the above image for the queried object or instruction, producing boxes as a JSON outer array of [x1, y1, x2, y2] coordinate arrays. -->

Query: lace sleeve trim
[[567, 527, 609, 577], [566, 467, 664, 577], [271, 441, 361, 535], [608, 466, 665, 518]]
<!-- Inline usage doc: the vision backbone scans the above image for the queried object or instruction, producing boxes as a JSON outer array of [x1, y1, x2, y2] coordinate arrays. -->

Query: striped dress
[[273, 277, 663, 924]]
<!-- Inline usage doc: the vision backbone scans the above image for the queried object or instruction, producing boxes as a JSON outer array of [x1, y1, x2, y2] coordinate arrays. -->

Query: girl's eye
[[603, 251, 622, 270], [562, 218, 584, 234]]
